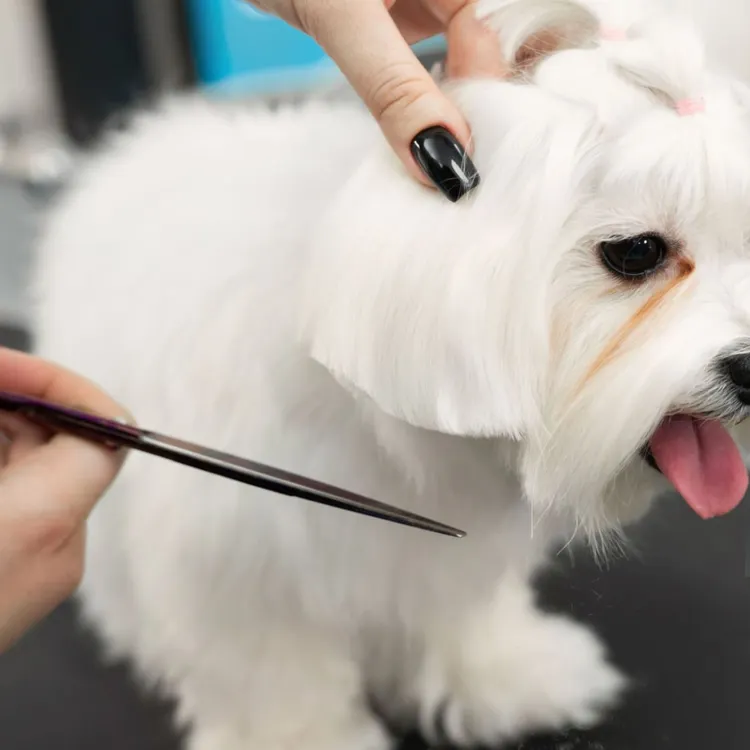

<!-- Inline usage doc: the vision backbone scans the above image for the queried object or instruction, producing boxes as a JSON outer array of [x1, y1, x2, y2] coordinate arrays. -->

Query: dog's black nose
[[723, 353, 750, 403]]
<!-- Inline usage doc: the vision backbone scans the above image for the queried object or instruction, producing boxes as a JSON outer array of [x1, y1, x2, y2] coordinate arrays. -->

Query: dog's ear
[[478, 0, 598, 71], [300, 204, 539, 437], [300, 81, 596, 437]]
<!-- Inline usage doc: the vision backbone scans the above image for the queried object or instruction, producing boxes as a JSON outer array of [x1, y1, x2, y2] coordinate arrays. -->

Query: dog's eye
[[599, 234, 668, 279]]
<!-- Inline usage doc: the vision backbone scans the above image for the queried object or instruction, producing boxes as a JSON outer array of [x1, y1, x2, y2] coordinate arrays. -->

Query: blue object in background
[[185, 0, 446, 97]]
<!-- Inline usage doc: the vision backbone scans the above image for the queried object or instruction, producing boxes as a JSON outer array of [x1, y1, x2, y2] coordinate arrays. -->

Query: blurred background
[[0, 0, 445, 351]]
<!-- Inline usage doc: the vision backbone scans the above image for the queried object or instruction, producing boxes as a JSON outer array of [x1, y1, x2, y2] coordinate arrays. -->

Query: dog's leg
[[175, 623, 391, 750], [412, 572, 626, 747]]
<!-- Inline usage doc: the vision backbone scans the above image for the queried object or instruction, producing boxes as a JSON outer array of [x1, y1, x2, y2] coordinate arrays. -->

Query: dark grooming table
[[0, 331, 748, 750]]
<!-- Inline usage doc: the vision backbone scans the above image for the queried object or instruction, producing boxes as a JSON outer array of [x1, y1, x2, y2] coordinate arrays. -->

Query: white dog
[[30, 0, 750, 748]]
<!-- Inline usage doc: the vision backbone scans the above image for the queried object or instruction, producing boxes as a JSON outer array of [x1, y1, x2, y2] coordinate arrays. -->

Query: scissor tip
[[424, 522, 467, 538]]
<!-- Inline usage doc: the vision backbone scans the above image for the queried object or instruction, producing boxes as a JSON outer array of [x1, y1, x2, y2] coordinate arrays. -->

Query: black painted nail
[[410, 126, 480, 202]]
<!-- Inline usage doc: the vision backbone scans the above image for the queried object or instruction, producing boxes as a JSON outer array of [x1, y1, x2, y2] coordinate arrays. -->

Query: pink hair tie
[[599, 27, 628, 42], [675, 97, 705, 116]]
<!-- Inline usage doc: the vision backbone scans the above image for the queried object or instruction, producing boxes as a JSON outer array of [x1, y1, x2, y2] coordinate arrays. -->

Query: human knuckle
[[21, 510, 80, 555], [368, 64, 434, 123], [291, 0, 333, 37]]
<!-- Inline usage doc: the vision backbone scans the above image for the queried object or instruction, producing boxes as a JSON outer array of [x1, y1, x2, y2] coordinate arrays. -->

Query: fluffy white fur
[[30, 0, 750, 747]]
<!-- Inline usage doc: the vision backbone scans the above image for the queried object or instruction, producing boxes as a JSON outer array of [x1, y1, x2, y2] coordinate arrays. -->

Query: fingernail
[[410, 126, 480, 202]]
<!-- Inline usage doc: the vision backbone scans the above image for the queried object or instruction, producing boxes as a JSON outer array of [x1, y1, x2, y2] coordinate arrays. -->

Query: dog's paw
[[188, 709, 392, 750], [417, 615, 626, 747]]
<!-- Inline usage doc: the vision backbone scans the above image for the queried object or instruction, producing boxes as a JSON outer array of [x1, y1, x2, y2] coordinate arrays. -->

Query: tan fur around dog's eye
[[579, 256, 696, 393]]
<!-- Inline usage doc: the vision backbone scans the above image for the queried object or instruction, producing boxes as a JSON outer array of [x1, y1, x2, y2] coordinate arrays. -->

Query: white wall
[[0, 0, 57, 124]]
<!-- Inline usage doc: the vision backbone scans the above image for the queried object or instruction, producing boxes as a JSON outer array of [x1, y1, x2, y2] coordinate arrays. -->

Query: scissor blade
[[138, 431, 466, 538], [0, 390, 466, 538]]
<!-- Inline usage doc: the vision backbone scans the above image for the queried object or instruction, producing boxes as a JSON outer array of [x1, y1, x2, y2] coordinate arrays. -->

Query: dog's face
[[518, 89, 750, 533], [303, 4, 750, 537]]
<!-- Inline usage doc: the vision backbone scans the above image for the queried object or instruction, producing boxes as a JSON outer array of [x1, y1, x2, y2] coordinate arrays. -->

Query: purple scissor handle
[[0, 391, 464, 538]]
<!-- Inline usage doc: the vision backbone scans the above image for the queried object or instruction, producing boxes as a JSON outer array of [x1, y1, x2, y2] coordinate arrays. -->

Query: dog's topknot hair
[[478, 0, 715, 117]]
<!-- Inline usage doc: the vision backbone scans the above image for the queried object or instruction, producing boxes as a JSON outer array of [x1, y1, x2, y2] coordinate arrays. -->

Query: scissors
[[0, 391, 465, 539]]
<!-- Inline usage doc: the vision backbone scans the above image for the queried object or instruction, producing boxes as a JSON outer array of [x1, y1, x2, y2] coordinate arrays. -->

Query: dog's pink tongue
[[649, 415, 748, 519]]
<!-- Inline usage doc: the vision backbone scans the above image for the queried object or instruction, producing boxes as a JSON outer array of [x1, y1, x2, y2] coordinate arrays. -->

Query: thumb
[[305, 0, 479, 202]]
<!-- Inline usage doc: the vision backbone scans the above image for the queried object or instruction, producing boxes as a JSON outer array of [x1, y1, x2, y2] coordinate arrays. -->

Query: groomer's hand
[[0, 348, 129, 652], [248, 1, 506, 201]]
